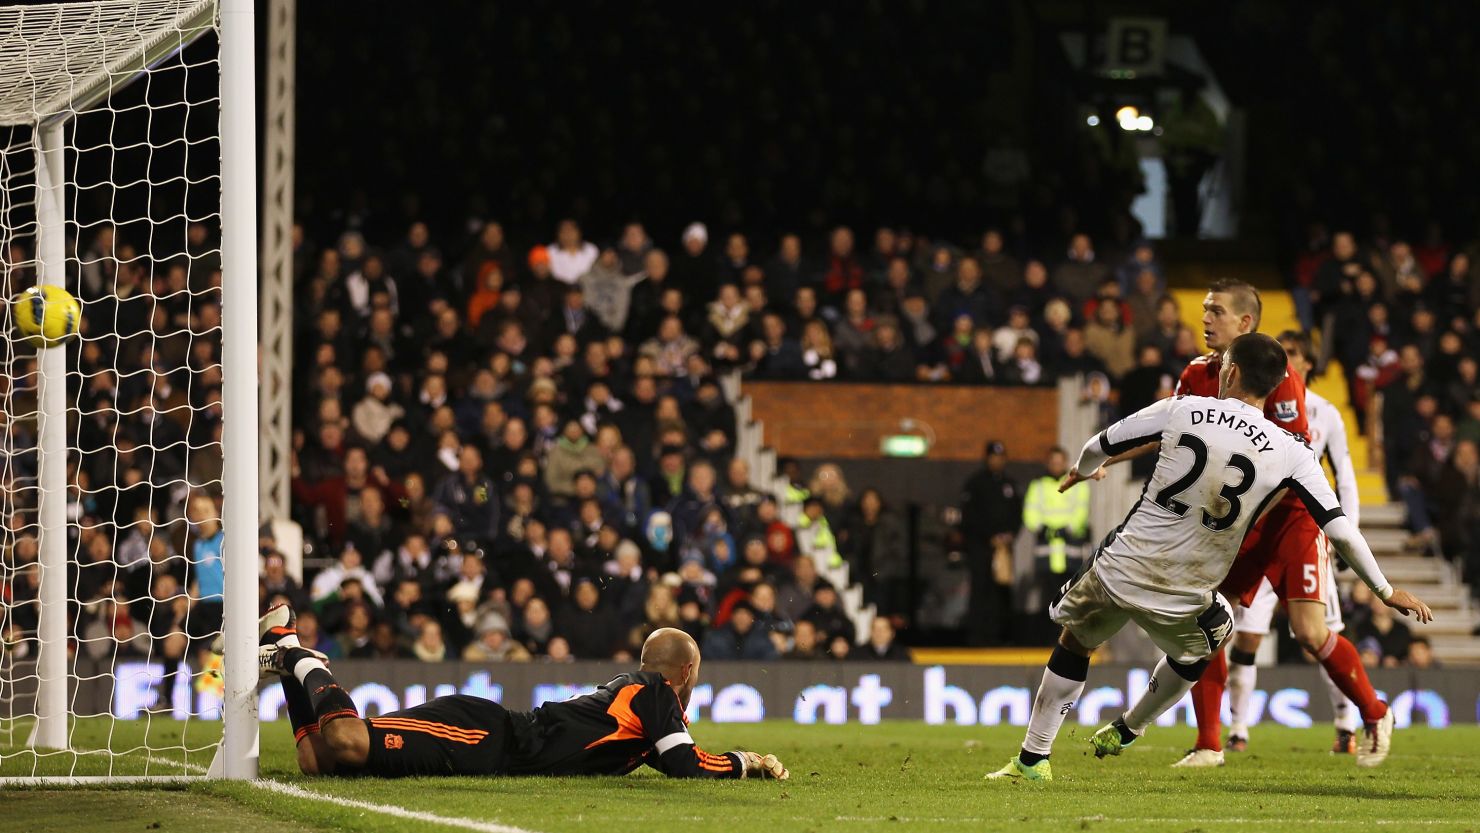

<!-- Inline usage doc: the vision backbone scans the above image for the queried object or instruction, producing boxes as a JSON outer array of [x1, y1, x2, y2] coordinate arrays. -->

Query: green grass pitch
[[3, 719, 1478, 832]]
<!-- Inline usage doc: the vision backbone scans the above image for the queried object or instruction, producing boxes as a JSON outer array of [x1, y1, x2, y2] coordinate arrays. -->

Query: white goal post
[[0, 0, 257, 781]]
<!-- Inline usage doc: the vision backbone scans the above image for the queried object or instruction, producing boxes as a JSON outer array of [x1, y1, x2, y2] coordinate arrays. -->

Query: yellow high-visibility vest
[[1023, 475, 1089, 573]]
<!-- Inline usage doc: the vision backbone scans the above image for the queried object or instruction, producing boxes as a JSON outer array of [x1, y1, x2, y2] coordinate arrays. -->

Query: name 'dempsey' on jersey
[[1188, 408, 1275, 453]]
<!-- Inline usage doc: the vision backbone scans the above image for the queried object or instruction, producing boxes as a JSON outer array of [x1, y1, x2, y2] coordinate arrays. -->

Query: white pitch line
[[145, 753, 208, 774], [250, 778, 545, 833]]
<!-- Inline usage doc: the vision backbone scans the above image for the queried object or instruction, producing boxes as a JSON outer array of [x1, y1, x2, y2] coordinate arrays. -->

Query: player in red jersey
[[1101, 279, 1396, 768]]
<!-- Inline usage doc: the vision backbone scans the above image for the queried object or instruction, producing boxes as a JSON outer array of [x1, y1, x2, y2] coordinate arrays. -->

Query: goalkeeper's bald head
[[641, 628, 701, 706]]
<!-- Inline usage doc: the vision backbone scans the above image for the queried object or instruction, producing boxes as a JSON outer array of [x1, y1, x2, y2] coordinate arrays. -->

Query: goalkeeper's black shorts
[[362, 695, 513, 777]]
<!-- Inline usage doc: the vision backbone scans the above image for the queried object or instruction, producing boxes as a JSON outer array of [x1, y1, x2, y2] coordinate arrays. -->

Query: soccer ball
[[12, 285, 82, 348]]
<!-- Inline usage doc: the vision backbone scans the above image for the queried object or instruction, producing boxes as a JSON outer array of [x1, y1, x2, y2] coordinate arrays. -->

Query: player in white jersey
[[1226, 330, 1363, 753], [986, 334, 1432, 782]]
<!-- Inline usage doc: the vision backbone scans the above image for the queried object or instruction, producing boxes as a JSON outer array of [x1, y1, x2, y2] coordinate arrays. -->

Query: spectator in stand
[[461, 220, 514, 297], [354, 621, 412, 660], [412, 619, 448, 662], [1000, 336, 1045, 386], [1145, 295, 1189, 363], [821, 226, 863, 307], [545, 420, 606, 499], [859, 617, 908, 661], [933, 256, 997, 334], [1313, 230, 1362, 331], [977, 228, 1022, 295], [702, 602, 777, 661], [1353, 592, 1412, 667], [462, 612, 531, 662], [292, 444, 402, 551], [672, 222, 717, 306], [1052, 233, 1110, 308], [310, 545, 383, 607], [832, 289, 875, 375], [1433, 440, 1480, 591], [800, 320, 839, 381], [640, 316, 700, 377], [1083, 297, 1136, 380], [667, 461, 725, 548], [548, 219, 599, 285], [992, 306, 1037, 365], [1049, 327, 1107, 382], [1376, 240, 1427, 311], [1124, 267, 1163, 340], [580, 248, 644, 335], [826, 634, 853, 660], [751, 312, 805, 379], [857, 319, 916, 382], [515, 596, 555, 656], [343, 251, 399, 321], [718, 232, 751, 283], [433, 445, 501, 548], [767, 233, 808, 301], [896, 293, 937, 356], [261, 550, 308, 612], [1426, 252, 1477, 331], [294, 609, 340, 660], [351, 372, 404, 445], [524, 245, 562, 322], [1115, 241, 1163, 296], [959, 440, 1020, 644], [1380, 344, 1437, 493], [558, 579, 621, 659], [785, 619, 824, 660], [465, 259, 504, 330], [802, 583, 855, 645], [616, 222, 651, 276], [336, 602, 375, 657], [1009, 259, 1055, 320]]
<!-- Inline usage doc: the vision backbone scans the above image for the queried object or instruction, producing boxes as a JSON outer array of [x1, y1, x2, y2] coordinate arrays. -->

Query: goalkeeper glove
[[736, 750, 789, 780]]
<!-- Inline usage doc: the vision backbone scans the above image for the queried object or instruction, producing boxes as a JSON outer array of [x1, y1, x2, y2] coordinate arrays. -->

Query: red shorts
[[1220, 497, 1327, 607]]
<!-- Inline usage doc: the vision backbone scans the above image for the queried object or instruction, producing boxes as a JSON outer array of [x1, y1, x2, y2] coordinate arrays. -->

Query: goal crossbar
[[0, 0, 216, 127]]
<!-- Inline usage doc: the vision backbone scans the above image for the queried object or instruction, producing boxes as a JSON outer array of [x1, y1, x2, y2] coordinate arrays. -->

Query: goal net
[[0, 0, 257, 781]]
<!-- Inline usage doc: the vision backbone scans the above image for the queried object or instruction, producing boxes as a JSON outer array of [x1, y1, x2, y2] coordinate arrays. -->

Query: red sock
[[1316, 631, 1388, 724], [1191, 650, 1227, 751]]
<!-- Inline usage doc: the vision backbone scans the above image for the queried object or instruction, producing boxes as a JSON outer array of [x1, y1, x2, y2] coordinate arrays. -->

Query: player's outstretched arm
[[647, 733, 789, 779], [640, 685, 787, 779], [1095, 441, 1159, 471], [1063, 397, 1176, 491]]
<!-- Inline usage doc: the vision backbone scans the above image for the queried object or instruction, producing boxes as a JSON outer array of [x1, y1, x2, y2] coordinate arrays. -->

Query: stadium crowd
[[268, 217, 1192, 665], [1290, 226, 1480, 660], [0, 216, 1195, 673], [2, 213, 1473, 674]]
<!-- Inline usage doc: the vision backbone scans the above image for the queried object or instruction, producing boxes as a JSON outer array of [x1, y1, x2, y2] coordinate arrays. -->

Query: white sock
[[1123, 657, 1199, 734], [1228, 661, 1257, 739], [1022, 666, 1087, 756], [1323, 667, 1359, 733], [277, 633, 301, 649], [289, 652, 328, 686]]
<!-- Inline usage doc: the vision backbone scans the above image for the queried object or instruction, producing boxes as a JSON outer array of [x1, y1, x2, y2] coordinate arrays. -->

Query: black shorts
[[362, 695, 513, 777]]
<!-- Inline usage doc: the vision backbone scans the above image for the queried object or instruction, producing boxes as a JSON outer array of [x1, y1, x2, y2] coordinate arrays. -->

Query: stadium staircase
[[723, 373, 877, 644], [1167, 277, 1480, 663]]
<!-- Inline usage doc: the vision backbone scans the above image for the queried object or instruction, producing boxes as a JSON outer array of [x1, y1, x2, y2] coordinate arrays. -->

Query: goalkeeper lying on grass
[[249, 607, 789, 780]]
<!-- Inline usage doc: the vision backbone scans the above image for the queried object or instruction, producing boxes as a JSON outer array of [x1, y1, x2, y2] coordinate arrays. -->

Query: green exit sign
[[880, 434, 928, 457]]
